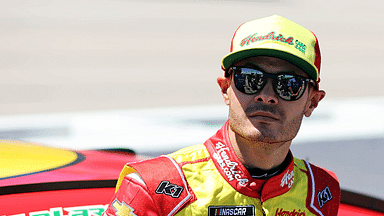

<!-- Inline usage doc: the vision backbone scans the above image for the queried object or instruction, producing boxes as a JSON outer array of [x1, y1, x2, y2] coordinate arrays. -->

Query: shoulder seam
[[294, 163, 308, 173], [127, 172, 146, 187], [179, 156, 210, 167], [304, 160, 324, 216], [120, 174, 160, 215]]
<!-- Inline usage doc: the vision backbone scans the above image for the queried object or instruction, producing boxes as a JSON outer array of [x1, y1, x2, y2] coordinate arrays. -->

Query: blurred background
[[0, 0, 383, 201], [1, 0, 383, 114]]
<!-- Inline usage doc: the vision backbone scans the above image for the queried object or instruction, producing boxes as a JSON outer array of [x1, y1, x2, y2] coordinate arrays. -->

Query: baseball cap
[[222, 15, 321, 87]]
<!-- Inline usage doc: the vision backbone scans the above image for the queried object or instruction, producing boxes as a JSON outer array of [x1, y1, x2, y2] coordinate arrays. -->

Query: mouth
[[248, 111, 279, 121]]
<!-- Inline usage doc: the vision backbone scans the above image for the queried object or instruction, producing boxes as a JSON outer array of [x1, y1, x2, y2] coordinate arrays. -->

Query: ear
[[217, 76, 231, 106], [304, 89, 326, 117]]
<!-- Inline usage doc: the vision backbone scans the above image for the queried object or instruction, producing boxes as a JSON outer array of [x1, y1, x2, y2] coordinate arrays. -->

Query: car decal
[[0, 140, 85, 180], [0, 179, 117, 195]]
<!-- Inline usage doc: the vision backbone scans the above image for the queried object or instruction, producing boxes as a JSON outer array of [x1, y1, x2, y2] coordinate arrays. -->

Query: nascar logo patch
[[208, 206, 255, 216]]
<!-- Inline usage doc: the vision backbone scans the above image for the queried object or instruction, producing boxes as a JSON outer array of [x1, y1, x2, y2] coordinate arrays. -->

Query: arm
[[305, 161, 341, 216], [103, 174, 159, 216], [104, 156, 195, 216]]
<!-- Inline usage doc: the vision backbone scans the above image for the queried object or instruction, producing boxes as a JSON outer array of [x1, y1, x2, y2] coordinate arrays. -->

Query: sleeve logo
[[112, 199, 137, 216], [155, 181, 184, 198], [317, 186, 333, 208]]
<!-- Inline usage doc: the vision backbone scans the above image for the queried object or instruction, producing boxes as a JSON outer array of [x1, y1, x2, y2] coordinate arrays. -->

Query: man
[[103, 15, 340, 216]]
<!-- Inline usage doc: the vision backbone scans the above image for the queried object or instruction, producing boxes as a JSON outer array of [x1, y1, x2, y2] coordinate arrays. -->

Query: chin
[[245, 127, 295, 145]]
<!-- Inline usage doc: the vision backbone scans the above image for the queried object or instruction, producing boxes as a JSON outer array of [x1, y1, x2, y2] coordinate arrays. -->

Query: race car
[[0, 140, 146, 215], [0, 140, 383, 216]]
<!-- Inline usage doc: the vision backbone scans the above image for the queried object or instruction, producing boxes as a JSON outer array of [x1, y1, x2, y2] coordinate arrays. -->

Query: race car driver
[[103, 15, 340, 216]]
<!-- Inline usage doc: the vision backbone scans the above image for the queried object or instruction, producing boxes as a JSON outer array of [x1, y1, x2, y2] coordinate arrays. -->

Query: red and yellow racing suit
[[103, 121, 340, 216]]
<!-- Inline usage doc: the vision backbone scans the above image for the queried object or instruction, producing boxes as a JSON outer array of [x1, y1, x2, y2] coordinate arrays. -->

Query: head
[[218, 15, 325, 146]]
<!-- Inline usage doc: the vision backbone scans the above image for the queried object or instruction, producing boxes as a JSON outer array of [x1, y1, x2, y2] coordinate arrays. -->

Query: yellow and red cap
[[222, 15, 321, 87]]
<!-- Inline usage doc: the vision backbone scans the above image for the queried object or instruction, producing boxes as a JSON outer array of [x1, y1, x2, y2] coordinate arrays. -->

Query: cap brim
[[222, 48, 318, 81]]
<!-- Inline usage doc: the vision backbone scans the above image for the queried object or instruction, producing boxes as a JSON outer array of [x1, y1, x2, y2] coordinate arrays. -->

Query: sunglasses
[[229, 66, 314, 101]]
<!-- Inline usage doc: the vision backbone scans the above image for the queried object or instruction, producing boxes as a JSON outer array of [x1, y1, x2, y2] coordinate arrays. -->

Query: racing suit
[[103, 121, 340, 216]]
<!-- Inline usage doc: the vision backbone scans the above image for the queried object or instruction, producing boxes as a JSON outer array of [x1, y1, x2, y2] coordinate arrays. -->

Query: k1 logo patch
[[208, 206, 255, 216], [317, 186, 333, 208], [155, 180, 184, 198]]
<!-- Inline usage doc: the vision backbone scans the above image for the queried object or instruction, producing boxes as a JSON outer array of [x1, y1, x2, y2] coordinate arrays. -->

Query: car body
[[1, 140, 383, 216], [0, 140, 146, 215]]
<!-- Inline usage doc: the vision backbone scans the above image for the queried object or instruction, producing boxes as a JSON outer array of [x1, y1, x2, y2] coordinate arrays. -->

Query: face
[[218, 56, 325, 146]]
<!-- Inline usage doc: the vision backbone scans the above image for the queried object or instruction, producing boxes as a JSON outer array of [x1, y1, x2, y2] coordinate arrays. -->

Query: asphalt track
[[0, 0, 383, 115], [0, 0, 383, 204]]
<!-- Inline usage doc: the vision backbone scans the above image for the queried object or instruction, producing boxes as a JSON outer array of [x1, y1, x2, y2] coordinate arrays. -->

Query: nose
[[254, 79, 278, 104]]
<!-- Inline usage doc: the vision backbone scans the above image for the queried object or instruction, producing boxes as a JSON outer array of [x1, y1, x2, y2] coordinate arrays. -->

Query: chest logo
[[208, 206, 255, 216], [280, 169, 294, 188], [213, 142, 249, 186], [155, 180, 184, 198], [275, 208, 305, 216]]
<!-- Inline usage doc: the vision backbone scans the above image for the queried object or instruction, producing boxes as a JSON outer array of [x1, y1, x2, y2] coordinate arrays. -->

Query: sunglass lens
[[234, 68, 264, 94], [275, 75, 307, 101], [231, 67, 309, 101]]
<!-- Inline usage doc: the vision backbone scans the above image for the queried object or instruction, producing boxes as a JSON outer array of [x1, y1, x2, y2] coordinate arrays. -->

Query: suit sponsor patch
[[208, 205, 254, 216], [317, 186, 333, 208], [275, 208, 305, 216], [155, 180, 184, 198]]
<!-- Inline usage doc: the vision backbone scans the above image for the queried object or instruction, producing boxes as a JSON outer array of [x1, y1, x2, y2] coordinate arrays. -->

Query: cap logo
[[239, 32, 306, 54]]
